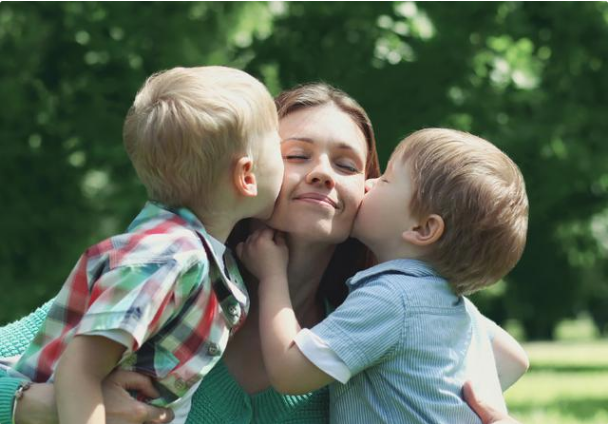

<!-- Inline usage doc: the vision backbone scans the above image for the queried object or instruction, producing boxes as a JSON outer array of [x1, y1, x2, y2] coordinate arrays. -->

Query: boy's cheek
[[364, 179, 377, 193]]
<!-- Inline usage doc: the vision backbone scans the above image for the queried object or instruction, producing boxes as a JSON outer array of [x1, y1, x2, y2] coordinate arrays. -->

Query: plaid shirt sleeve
[[76, 252, 207, 352]]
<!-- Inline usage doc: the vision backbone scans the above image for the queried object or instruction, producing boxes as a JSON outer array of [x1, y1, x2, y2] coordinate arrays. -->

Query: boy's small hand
[[236, 227, 289, 282]]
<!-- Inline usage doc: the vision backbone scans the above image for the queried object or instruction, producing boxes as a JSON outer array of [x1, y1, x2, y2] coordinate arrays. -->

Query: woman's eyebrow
[[281, 136, 314, 144], [281, 137, 365, 157]]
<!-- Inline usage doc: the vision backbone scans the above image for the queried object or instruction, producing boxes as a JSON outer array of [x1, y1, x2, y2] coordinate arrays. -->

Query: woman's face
[[267, 103, 368, 244]]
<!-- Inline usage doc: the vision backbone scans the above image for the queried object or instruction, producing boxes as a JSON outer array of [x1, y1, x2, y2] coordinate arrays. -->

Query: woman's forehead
[[279, 104, 368, 158]]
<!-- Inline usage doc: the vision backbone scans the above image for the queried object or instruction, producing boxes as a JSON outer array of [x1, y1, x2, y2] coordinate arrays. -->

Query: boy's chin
[[253, 205, 275, 221], [249, 218, 274, 232], [350, 223, 364, 242], [350, 226, 373, 249]]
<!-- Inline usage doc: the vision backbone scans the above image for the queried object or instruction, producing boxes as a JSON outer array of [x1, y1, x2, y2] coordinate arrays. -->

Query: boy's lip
[[294, 192, 338, 209]]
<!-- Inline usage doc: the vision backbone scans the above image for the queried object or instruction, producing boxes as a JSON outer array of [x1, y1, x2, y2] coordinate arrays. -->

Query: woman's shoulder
[[0, 299, 54, 357]]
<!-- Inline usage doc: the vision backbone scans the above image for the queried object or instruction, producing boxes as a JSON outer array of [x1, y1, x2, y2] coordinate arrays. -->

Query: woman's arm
[[0, 302, 172, 424], [0, 300, 54, 357], [13, 370, 174, 424], [0, 300, 55, 424], [485, 318, 529, 391]]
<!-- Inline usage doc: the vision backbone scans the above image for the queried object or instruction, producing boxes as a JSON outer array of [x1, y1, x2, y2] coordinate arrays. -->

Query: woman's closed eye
[[336, 161, 360, 173], [284, 154, 309, 160]]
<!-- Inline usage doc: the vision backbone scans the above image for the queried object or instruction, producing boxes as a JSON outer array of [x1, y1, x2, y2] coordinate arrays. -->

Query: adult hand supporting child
[[463, 381, 522, 424], [14, 370, 173, 424], [101, 370, 174, 424]]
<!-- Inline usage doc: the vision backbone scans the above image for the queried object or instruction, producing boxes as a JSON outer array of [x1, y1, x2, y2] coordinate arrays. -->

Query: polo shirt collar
[[346, 258, 440, 289]]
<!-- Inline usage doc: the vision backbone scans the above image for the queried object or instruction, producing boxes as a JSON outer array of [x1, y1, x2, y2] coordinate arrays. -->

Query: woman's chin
[[288, 224, 349, 245], [249, 218, 269, 232], [264, 215, 287, 232], [267, 206, 353, 244]]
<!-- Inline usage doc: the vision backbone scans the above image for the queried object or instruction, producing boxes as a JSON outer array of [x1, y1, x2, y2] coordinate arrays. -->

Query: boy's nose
[[364, 178, 378, 193]]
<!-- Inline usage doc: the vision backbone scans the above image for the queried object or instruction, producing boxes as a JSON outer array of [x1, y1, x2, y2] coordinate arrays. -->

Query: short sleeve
[[310, 277, 404, 376], [482, 315, 501, 342], [294, 328, 352, 383], [86, 329, 135, 349], [76, 259, 205, 352]]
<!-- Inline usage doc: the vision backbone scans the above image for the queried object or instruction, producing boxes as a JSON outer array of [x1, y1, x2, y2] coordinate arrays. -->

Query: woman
[[0, 83, 519, 424]]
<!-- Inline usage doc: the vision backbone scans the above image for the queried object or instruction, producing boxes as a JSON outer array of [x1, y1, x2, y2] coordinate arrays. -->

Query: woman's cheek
[[341, 177, 366, 220], [265, 172, 298, 231], [347, 176, 366, 205]]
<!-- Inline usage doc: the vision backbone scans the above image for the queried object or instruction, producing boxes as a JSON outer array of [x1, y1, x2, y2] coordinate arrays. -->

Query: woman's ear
[[402, 214, 444, 246], [233, 156, 257, 197]]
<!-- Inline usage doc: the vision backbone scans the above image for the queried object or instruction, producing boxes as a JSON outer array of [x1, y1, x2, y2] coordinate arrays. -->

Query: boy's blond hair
[[123, 66, 278, 210], [394, 128, 528, 295]]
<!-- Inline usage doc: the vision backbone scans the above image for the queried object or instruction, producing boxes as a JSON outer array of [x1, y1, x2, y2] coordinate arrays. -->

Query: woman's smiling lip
[[294, 192, 338, 208]]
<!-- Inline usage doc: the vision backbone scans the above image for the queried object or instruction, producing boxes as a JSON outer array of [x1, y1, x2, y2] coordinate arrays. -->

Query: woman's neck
[[221, 233, 337, 393], [284, 235, 336, 323]]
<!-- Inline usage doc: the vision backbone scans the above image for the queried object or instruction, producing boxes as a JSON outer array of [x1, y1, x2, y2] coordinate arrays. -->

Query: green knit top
[[0, 300, 329, 423]]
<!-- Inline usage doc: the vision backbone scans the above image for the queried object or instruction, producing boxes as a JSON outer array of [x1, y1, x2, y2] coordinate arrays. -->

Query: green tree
[[0, 1, 272, 321], [1, 2, 606, 339]]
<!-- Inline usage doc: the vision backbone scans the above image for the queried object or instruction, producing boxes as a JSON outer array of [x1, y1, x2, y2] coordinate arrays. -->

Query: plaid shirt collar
[[131, 201, 249, 327], [130, 201, 208, 235]]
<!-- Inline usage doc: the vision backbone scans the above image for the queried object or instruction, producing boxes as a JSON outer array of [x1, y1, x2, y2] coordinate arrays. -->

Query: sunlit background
[[0, 3, 606, 423]]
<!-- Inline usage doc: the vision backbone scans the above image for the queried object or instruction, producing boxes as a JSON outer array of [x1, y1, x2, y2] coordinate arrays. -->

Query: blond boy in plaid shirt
[[8, 67, 284, 424]]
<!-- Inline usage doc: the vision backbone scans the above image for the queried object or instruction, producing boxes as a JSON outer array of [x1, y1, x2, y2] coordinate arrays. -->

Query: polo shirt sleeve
[[294, 328, 352, 384], [482, 314, 500, 342], [310, 277, 404, 379], [76, 255, 206, 352]]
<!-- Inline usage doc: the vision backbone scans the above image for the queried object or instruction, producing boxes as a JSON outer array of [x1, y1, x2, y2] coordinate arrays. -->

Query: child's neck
[[369, 242, 424, 265], [191, 207, 240, 244]]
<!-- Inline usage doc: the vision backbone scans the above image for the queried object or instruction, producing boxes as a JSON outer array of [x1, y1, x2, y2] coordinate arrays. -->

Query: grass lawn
[[504, 319, 607, 424]]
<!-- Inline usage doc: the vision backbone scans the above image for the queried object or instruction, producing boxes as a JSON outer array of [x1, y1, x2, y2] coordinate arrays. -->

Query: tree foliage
[[0, 2, 606, 339]]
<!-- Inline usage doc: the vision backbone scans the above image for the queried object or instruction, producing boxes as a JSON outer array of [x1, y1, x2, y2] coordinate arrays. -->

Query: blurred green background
[[0, 2, 606, 423]]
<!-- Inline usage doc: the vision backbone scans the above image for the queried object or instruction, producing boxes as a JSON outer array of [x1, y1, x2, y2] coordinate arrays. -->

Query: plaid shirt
[[14, 202, 249, 405]]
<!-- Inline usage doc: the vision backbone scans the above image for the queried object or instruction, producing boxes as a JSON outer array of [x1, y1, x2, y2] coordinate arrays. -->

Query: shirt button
[[208, 343, 220, 356], [228, 304, 240, 317]]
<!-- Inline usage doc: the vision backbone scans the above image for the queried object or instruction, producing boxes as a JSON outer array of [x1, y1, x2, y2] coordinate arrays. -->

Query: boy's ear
[[233, 156, 257, 197], [402, 214, 444, 246]]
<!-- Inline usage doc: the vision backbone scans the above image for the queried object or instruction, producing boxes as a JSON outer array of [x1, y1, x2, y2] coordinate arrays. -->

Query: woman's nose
[[364, 178, 378, 193], [306, 159, 335, 189]]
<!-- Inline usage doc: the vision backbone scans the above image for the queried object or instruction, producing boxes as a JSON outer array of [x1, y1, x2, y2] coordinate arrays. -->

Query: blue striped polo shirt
[[310, 259, 506, 424]]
